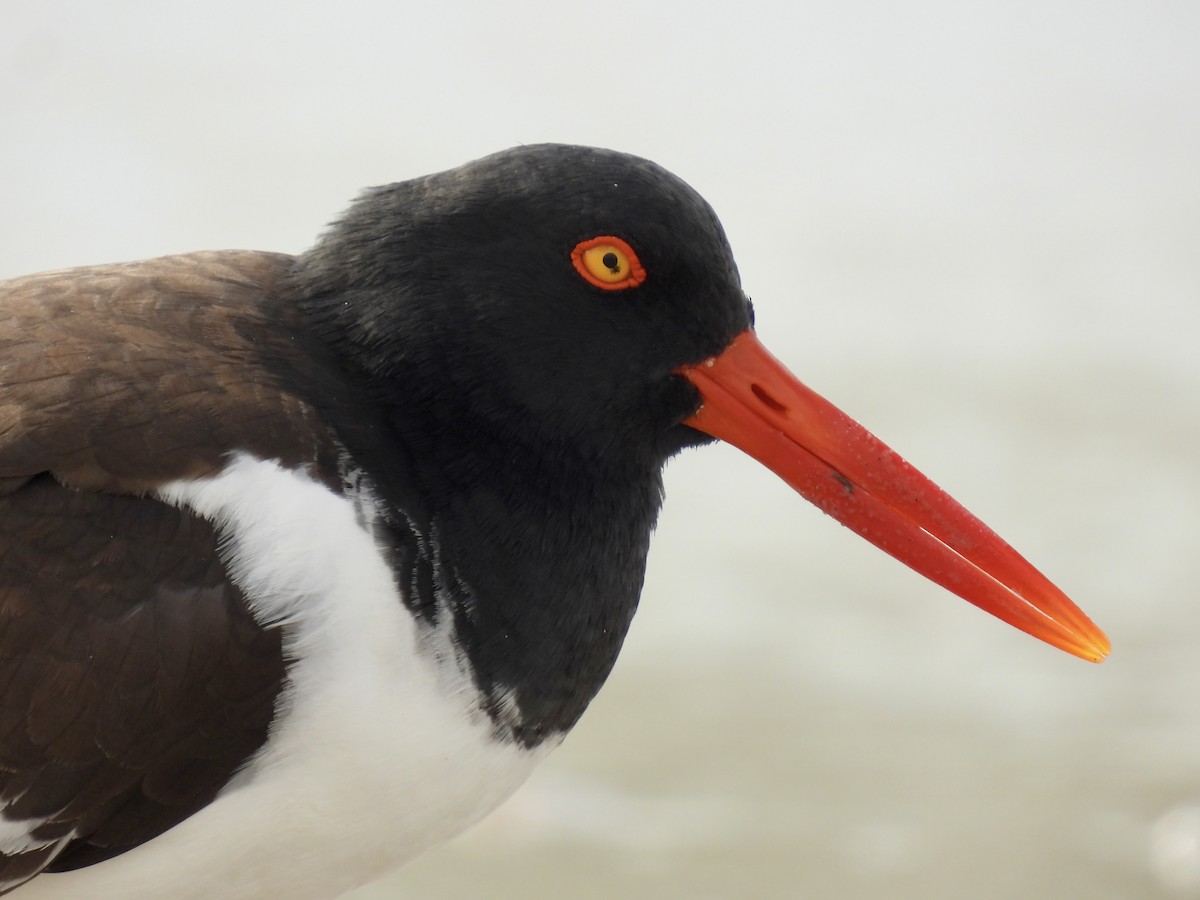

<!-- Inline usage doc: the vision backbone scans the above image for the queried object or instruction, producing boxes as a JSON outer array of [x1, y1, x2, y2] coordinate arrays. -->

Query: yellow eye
[[570, 236, 647, 290]]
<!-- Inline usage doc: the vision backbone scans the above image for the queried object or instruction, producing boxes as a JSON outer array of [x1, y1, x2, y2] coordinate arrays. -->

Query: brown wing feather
[[0, 477, 284, 883], [0, 251, 339, 490], [0, 253, 347, 889]]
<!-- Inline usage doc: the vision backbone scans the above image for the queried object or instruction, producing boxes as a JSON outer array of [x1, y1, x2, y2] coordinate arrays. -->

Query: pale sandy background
[[2, 2, 1198, 898]]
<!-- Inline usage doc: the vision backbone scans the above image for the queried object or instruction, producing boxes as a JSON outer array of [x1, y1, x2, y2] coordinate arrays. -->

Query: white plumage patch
[[16, 454, 544, 899], [0, 816, 66, 858]]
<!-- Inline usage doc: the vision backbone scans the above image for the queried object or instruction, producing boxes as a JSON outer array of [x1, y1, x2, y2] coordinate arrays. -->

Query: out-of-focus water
[[3, 2, 1197, 897]]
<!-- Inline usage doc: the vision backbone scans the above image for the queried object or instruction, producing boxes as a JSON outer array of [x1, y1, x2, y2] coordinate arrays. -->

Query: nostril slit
[[750, 383, 787, 414]]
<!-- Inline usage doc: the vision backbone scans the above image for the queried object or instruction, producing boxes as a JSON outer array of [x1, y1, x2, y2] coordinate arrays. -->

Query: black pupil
[[601, 252, 620, 272]]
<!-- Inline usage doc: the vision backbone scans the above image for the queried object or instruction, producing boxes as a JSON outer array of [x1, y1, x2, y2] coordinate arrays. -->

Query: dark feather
[[0, 252, 344, 888]]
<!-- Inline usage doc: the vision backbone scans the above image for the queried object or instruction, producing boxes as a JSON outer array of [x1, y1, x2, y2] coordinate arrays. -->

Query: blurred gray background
[[3, 2, 1197, 897]]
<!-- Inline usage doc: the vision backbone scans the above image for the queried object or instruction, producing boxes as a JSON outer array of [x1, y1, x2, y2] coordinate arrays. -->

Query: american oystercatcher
[[0, 145, 1109, 898]]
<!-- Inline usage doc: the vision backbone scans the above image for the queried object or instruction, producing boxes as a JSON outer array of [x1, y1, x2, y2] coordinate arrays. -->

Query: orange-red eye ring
[[570, 236, 647, 291]]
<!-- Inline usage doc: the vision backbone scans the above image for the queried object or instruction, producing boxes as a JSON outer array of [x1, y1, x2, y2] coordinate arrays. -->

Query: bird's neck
[[284, 282, 670, 747], [348, 399, 665, 748]]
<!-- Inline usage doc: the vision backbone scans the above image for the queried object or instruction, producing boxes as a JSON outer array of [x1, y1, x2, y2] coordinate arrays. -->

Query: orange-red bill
[[676, 329, 1110, 663]]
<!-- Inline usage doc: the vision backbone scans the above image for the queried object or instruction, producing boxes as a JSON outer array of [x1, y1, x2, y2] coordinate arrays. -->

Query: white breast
[[16, 454, 545, 899]]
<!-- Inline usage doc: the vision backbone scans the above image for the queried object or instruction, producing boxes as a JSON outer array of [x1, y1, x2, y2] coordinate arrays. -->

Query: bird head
[[297, 143, 1110, 663]]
